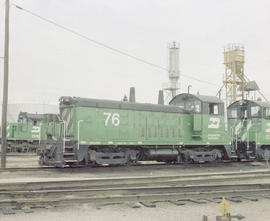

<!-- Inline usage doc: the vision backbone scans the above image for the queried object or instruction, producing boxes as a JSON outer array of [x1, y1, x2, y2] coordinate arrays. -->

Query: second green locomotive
[[228, 99, 270, 160]]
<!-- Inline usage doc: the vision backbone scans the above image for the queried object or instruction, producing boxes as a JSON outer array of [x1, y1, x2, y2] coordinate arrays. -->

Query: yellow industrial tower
[[223, 44, 246, 107]]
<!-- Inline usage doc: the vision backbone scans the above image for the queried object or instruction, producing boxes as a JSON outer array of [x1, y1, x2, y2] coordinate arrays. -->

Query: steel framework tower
[[223, 44, 246, 107], [163, 41, 180, 103]]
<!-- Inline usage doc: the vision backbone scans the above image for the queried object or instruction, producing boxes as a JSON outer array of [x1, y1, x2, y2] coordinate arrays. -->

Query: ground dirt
[[0, 199, 269, 221]]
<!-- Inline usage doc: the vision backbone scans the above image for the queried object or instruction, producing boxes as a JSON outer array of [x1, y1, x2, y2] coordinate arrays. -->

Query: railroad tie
[[22, 206, 34, 214], [22, 208, 34, 214], [239, 196, 258, 202], [168, 200, 186, 206], [261, 195, 270, 199], [205, 198, 221, 203], [188, 199, 207, 204], [139, 201, 156, 208], [226, 197, 242, 203], [1, 208, 15, 215], [126, 202, 141, 208]]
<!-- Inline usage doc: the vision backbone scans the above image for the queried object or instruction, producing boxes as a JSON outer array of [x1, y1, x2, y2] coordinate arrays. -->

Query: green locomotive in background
[[0, 112, 44, 152], [0, 112, 60, 152], [38, 93, 234, 167], [227, 99, 270, 160]]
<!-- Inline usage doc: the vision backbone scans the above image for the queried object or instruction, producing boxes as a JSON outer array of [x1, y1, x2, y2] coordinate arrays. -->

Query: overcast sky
[[0, 0, 270, 106]]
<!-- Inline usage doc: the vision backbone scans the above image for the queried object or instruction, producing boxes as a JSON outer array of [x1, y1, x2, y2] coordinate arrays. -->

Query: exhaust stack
[[129, 87, 136, 103], [158, 90, 164, 105]]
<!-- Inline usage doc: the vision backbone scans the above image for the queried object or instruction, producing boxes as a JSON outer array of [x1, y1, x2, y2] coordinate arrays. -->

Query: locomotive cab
[[227, 99, 270, 159], [170, 94, 230, 162], [170, 93, 225, 139]]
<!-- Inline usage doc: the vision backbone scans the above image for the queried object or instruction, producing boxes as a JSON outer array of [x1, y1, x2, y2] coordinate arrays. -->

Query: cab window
[[186, 100, 201, 113], [265, 108, 270, 119], [228, 108, 237, 118], [240, 107, 247, 119], [209, 103, 219, 115], [251, 106, 261, 117], [174, 99, 201, 113]]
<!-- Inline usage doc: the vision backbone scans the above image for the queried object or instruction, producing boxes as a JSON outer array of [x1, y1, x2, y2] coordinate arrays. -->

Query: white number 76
[[104, 112, 120, 127]]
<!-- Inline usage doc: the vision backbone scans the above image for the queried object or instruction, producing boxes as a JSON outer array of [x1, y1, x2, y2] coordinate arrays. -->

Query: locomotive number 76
[[104, 112, 120, 127]]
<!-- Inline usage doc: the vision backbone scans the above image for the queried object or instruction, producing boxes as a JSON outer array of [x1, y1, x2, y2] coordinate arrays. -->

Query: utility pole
[[1, 0, 10, 169]]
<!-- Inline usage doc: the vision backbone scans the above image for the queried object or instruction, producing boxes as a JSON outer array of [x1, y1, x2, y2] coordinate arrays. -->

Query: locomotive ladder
[[63, 140, 78, 163]]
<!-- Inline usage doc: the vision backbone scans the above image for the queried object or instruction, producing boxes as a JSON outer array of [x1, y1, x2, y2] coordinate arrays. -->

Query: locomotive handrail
[[58, 120, 66, 153], [247, 121, 250, 150], [39, 122, 42, 145], [230, 127, 237, 151], [56, 115, 66, 153], [255, 128, 258, 151]]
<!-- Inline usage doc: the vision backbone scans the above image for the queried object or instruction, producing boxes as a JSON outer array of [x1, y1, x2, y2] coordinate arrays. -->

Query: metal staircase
[[63, 141, 78, 163]]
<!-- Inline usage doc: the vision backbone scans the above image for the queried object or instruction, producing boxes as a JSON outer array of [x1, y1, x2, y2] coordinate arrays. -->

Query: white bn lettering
[[208, 117, 220, 129]]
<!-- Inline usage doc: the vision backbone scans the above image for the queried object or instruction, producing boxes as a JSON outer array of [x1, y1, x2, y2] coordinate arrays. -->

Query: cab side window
[[209, 103, 219, 115], [251, 106, 261, 118], [228, 108, 237, 118], [265, 108, 270, 119]]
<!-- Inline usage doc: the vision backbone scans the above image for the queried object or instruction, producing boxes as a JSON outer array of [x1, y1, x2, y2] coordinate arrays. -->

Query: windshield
[[228, 108, 238, 119], [176, 99, 201, 113]]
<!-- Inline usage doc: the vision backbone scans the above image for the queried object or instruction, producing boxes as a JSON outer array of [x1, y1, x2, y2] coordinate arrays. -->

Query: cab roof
[[228, 99, 270, 109], [169, 93, 223, 104], [59, 96, 187, 114], [17, 112, 44, 122]]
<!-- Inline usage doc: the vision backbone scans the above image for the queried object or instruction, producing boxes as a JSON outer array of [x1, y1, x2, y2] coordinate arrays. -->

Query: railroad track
[[3, 153, 37, 157], [0, 170, 270, 210], [0, 182, 270, 209], [0, 169, 269, 191], [1, 159, 267, 173]]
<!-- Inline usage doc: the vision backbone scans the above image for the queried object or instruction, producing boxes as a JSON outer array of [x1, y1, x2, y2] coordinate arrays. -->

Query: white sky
[[0, 0, 270, 106]]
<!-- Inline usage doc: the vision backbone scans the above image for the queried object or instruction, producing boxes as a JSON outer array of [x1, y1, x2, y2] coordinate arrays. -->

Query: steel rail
[[0, 183, 270, 208], [0, 170, 269, 191], [0, 158, 264, 172]]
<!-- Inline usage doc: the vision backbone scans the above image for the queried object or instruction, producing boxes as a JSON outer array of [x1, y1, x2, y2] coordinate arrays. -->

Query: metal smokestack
[[129, 87, 136, 103], [158, 90, 164, 105], [162, 41, 180, 103]]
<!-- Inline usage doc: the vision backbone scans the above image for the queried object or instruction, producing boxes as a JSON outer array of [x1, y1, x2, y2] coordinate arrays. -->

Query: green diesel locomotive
[[38, 93, 234, 167], [228, 99, 270, 160], [0, 112, 44, 152], [0, 112, 60, 153]]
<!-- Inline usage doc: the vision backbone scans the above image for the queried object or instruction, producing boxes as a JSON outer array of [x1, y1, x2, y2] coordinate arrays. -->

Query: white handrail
[[255, 128, 257, 151], [57, 120, 66, 153], [247, 121, 250, 151], [39, 123, 42, 145], [77, 120, 84, 150], [56, 114, 66, 153], [62, 121, 66, 153]]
